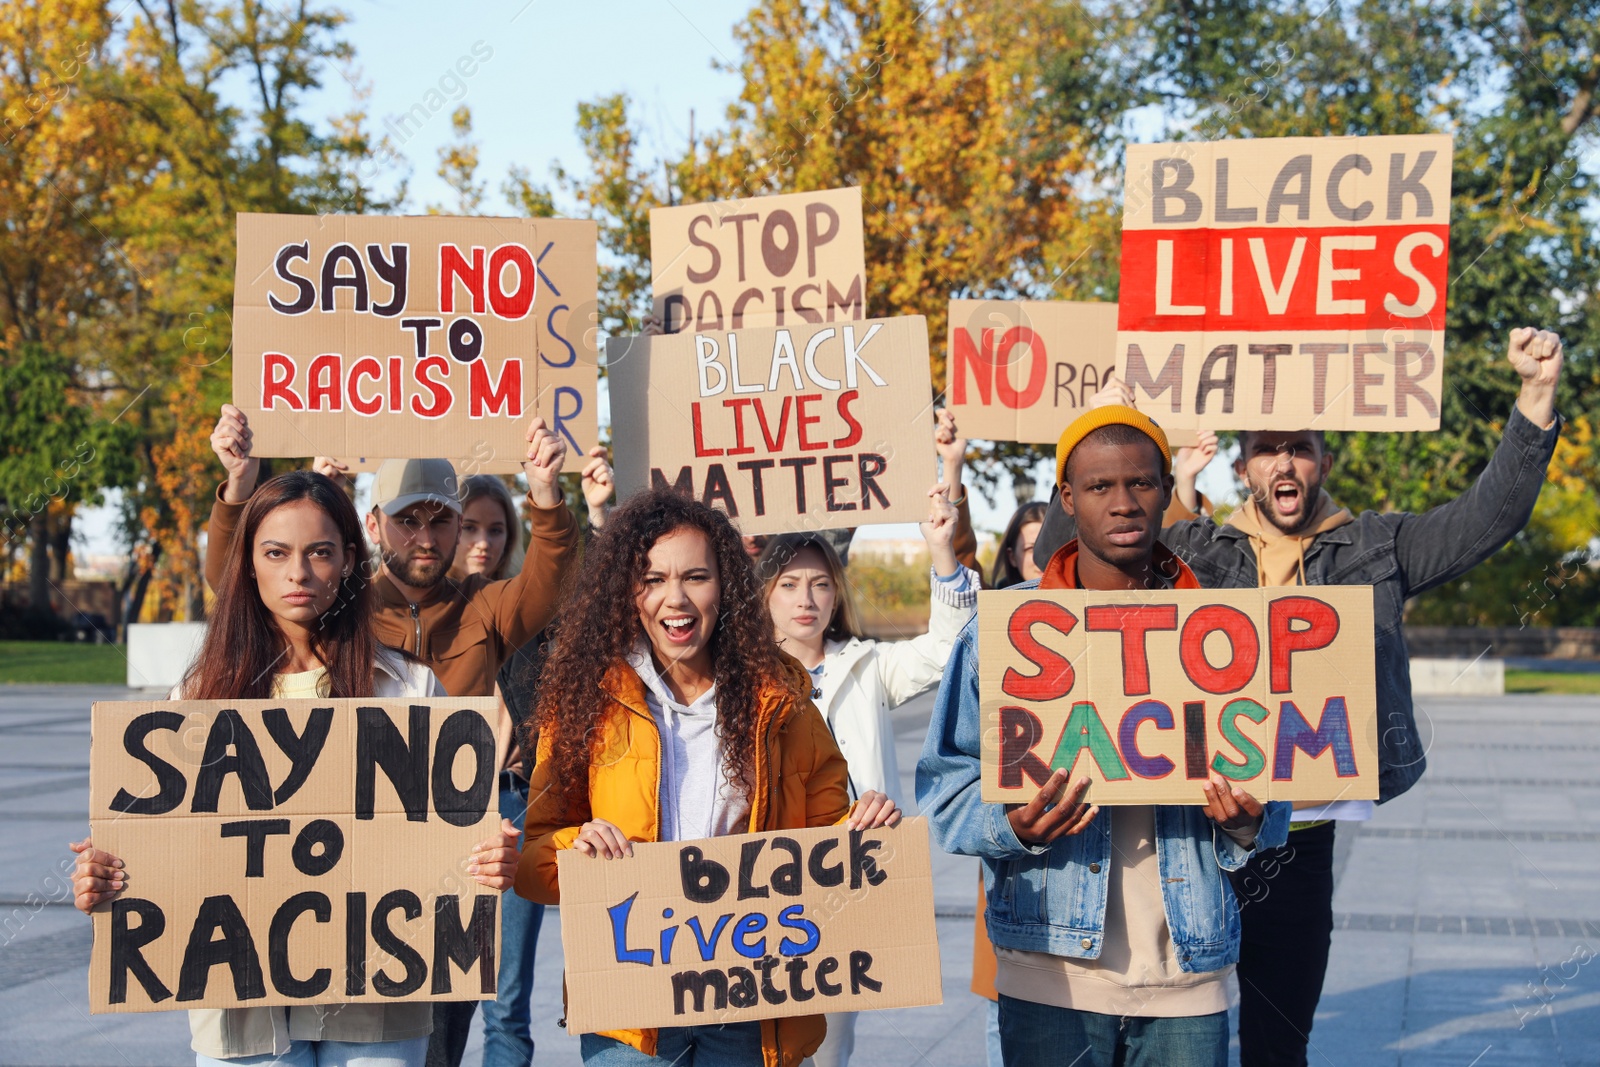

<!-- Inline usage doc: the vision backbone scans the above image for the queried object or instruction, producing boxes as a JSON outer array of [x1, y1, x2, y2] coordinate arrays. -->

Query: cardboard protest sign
[[607, 317, 937, 536], [89, 699, 502, 1012], [946, 300, 1118, 444], [978, 588, 1378, 804], [234, 214, 598, 473], [1116, 135, 1453, 431], [652, 188, 867, 333], [558, 819, 941, 1034], [944, 299, 1196, 449]]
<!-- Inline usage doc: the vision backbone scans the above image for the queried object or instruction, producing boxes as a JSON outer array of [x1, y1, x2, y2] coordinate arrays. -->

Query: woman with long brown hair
[[70, 470, 520, 1067], [514, 488, 901, 1067]]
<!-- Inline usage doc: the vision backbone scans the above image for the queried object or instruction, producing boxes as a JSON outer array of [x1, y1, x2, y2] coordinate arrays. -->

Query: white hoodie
[[809, 566, 978, 804]]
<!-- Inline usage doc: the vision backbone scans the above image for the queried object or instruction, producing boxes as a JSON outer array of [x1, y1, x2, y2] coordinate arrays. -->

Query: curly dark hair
[[533, 488, 793, 806]]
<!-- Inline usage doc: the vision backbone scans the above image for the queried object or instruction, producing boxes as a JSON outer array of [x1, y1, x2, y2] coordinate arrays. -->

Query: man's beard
[[382, 548, 450, 588]]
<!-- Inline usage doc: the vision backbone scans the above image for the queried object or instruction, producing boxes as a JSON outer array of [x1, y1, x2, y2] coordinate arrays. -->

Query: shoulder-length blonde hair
[[453, 474, 525, 580], [756, 533, 864, 642]]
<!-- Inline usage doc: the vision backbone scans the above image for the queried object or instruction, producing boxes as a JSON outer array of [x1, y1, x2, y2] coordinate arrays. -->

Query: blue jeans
[[197, 1037, 427, 1067], [580, 1022, 764, 1065], [984, 997, 1002, 1067], [481, 777, 547, 1067], [997, 996, 1228, 1067]]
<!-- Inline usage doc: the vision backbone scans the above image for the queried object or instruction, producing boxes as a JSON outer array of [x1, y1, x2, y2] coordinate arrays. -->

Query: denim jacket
[[916, 606, 1291, 973], [1033, 404, 1562, 802]]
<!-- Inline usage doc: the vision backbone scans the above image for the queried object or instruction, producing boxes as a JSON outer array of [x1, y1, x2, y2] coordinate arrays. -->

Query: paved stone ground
[[1, 684, 1597, 1066]]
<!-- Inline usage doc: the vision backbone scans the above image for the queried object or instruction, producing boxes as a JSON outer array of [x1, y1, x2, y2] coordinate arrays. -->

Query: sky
[[76, 0, 1240, 564]]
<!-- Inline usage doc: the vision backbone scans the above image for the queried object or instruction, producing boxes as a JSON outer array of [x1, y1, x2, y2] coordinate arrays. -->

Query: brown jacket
[[518, 656, 851, 1067], [204, 482, 578, 698]]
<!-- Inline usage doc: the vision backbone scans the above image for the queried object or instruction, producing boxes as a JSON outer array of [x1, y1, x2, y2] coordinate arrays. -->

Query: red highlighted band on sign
[[1118, 224, 1449, 333]]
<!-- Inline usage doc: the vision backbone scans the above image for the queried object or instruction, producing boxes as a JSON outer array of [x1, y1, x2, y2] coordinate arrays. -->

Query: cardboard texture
[[88, 699, 503, 1013], [607, 317, 938, 536], [977, 587, 1378, 805], [651, 188, 867, 333], [946, 300, 1118, 443], [557, 819, 941, 1034], [1115, 135, 1453, 431], [234, 214, 598, 473]]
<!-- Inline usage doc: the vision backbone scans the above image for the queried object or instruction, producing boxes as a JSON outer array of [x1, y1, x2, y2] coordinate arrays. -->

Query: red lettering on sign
[[1001, 600, 1079, 702], [468, 358, 523, 419], [1084, 605, 1179, 696], [1181, 605, 1261, 694], [261, 353, 304, 411], [439, 245, 486, 314], [1268, 596, 1341, 692], [410, 355, 452, 419]]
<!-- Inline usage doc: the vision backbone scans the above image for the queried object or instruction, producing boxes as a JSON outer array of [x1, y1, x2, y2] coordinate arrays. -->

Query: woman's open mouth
[[661, 616, 698, 644]]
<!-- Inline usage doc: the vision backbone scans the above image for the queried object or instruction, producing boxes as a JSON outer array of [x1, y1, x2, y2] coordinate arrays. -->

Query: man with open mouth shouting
[[1031, 326, 1566, 1067]]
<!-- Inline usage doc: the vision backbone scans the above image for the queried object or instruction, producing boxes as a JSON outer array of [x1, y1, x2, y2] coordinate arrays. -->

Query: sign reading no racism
[[558, 820, 942, 1034], [946, 300, 1118, 445], [234, 214, 599, 473], [1116, 135, 1453, 431], [607, 317, 937, 536], [89, 699, 502, 1012], [651, 188, 867, 334], [978, 588, 1379, 805]]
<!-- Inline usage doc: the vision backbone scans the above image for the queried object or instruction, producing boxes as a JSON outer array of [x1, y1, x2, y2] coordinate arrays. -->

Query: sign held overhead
[[234, 214, 599, 472], [607, 317, 937, 536], [1116, 135, 1453, 430], [946, 300, 1118, 444], [651, 188, 867, 333]]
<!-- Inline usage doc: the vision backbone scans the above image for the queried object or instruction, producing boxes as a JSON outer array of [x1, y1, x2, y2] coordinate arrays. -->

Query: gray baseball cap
[[372, 459, 463, 516]]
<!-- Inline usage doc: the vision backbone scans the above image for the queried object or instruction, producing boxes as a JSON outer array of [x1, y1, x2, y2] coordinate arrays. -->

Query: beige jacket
[[175, 648, 445, 1059]]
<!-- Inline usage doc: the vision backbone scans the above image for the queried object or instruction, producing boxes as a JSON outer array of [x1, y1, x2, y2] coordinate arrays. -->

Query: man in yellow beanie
[[1032, 327, 1566, 1067], [918, 405, 1291, 1067]]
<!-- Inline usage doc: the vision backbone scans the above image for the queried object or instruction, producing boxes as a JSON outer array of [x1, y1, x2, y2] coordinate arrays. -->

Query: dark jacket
[[1033, 405, 1562, 802]]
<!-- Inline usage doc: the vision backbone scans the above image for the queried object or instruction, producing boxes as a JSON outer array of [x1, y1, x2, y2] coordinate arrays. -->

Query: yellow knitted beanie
[[1055, 405, 1172, 486]]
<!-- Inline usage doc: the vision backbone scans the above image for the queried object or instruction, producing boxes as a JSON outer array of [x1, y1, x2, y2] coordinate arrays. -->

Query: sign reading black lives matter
[[607, 317, 937, 536], [88, 699, 503, 1012], [558, 820, 942, 1033]]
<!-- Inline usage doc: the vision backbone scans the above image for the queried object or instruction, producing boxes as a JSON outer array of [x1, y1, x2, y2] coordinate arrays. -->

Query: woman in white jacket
[[756, 479, 977, 1067], [70, 470, 519, 1067]]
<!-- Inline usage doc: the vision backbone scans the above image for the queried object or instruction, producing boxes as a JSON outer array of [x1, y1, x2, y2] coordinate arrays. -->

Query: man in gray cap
[[206, 404, 578, 701]]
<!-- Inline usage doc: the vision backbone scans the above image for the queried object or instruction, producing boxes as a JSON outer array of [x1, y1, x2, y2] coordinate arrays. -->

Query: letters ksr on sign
[[997, 596, 1361, 791], [257, 240, 576, 420], [663, 202, 863, 333], [606, 831, 891, 1018]]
